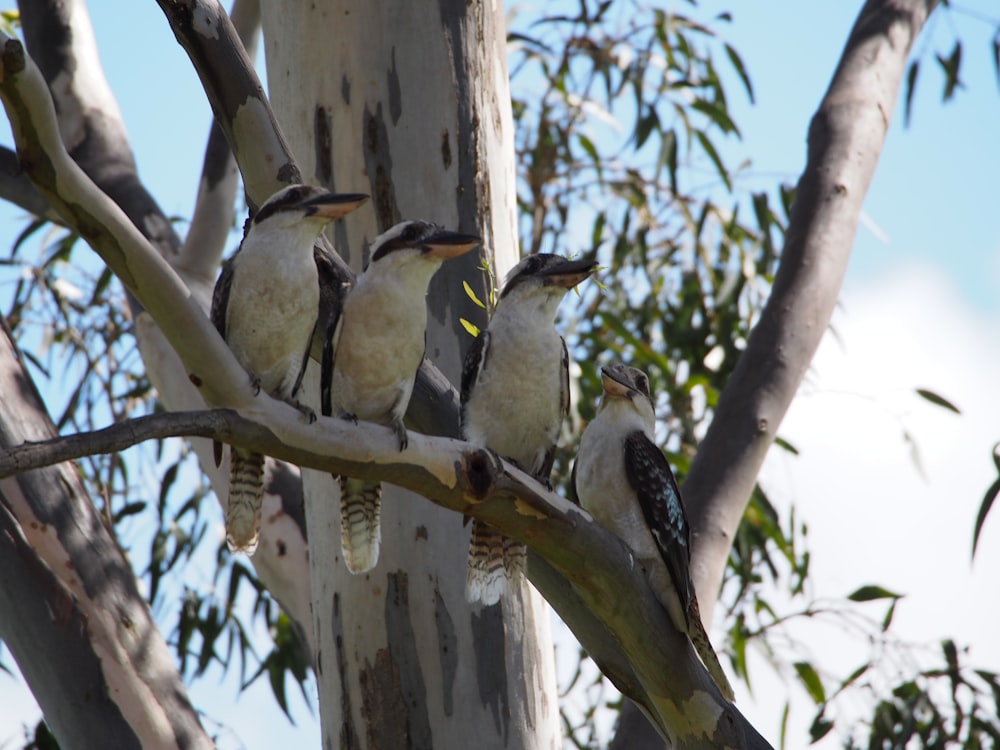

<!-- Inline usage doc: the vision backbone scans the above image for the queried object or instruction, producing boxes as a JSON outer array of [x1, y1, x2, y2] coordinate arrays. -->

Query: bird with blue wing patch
[[574, 364, 734, 700]]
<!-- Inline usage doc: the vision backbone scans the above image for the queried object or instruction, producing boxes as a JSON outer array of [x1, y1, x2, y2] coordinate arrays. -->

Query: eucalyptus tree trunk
[[260, 2, 560, 747]]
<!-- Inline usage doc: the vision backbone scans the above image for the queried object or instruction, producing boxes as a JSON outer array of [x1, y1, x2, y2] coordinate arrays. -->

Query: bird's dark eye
[[636, 375, 648, 393], [401, 222, 427, 243]]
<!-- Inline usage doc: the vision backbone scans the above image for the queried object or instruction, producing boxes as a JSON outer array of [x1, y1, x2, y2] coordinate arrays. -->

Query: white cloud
[[743, 261, 1000, 745]]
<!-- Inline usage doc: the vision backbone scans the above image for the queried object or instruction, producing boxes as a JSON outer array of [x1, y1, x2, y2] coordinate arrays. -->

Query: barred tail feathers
[[503, 535, 527, 585], [226, 449, 264, 555], [340, 476, 382, 574], [688, 596, 735, 701], [466, 521, 525, 605]]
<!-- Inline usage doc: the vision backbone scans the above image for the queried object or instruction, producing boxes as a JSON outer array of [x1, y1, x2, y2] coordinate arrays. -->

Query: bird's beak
[[303, 192, 369, 220], [600, 366, 634, 398], [542, 258, 597, 289], [421, 230, 481, 260]]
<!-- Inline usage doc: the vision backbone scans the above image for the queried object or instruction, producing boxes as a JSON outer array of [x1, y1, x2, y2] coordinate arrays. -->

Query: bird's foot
[[392, 418, 408, 452], [248, 373, 261, 396], [287, 398, 317, 424], [339, 411, 359, 425]]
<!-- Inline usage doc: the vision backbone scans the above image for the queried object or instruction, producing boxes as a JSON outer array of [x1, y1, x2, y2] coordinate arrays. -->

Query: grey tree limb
[[0, 145, 62, 222], [0, 318, 213, 749], [176, 0, 261, 282], [684, 0, 940, 620], [612, 1, 941, 746], [0, 402, 769, 748]]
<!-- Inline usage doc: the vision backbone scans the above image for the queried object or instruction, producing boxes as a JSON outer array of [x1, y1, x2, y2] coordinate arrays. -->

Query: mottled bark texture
[[259, 0, 561, 748], [0, 318, 213, 749]]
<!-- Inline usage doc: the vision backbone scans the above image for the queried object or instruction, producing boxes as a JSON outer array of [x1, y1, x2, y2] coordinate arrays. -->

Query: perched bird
[[325, 220, 480, 574], [210, 184, 367, 554], [462, 253, 596, 605], [574, 364, 735, 700]]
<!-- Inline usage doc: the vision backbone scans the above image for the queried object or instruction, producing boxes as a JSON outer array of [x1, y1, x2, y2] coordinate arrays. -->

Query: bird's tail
[[340, 477, 382, 574], [226, 448, 264, 555], [688, 596, 735, 701], [465, 520, 525, 605]]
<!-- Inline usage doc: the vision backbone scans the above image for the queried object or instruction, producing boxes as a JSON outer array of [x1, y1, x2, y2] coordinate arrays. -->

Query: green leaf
[[904, 60, 919, 127], [634, 108, 660, 149], [808, 714, 834, 743], [692, 97, 740, 136], [795, 661, 825, 704], [459, 318, 480, 337], [993, 34, 1000, 92], [915, 387, 960, 414], [882, 597, 898, 632], [694, 129, 731, 190], [724, 43, 754, 103], [773, 435, 799, 455], [936, 40, 963, 101], [972, 476, 1000, 560], [848, 584, 903, 602]]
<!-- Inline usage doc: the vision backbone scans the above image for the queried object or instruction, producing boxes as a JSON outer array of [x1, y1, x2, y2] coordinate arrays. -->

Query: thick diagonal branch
[[683, 0, 940, 624], [0, 402, 767, 748]]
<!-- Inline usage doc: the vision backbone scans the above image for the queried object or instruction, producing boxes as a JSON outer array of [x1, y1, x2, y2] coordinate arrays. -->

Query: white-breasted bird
[[210, 184, 367, 555], [462, 253, 596, 605], [325, 220, 480, 574], [574, 364, 735, 700]]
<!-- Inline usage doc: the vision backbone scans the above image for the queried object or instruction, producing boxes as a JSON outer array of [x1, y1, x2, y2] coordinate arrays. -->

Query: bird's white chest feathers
[[576, 404, 662, 566], [330, 265, 433, 422], [463, 307, 564, 472], [225, 240, 318, 398]]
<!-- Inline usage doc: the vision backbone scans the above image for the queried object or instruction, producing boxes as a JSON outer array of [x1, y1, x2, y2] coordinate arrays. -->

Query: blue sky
[[0, 2, 998, 748]]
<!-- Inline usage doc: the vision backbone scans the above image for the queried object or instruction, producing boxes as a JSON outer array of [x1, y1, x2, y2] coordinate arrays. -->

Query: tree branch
[[0, 32, 253, 408], [0, 145, 63, 222], [20, 0, 182, 260], [683, 0, 940, 623], [0, 403, 768, 747], [176, 0, 261, 283], [0, 321, 213, 749]]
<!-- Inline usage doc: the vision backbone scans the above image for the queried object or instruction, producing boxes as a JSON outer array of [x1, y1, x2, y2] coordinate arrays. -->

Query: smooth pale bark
[[0, 320, 213, 750], [260, 2, 560, 748]]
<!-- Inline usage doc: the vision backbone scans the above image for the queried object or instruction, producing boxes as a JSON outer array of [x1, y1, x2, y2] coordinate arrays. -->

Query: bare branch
[[0, 322, 212, 749], [20, 0, 181, 259], [683, 0, 940, 621], [177, 0, 262, 281], [0, 401, 767, 747], [0, 33, 253, 408], [155, 0, 300, 208], [0, 145, 63, 222]]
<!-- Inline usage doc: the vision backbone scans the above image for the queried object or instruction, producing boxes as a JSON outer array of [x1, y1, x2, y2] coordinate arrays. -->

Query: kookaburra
[[574, 364, 735, 700], [462, 253, 596, 605], [325, 220, 480, 574], [210, 184, 367, 554]]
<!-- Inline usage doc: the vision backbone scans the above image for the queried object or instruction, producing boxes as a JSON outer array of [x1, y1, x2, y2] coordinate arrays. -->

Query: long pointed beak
[[304, 192, 369, 220], [542, 258, 597, 289], [422, 230, 481, 260], [600, 365, 634, 398]]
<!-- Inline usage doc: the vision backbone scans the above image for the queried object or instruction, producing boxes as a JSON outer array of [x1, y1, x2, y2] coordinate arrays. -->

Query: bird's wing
[[459, 329, 490, 426], [536, 336, 571, 480], [210, 258, 234, 467], [568, 457, 580, 506], [315, 247, 352, 416], [622, 430, 694, 623], [210, 257, 234, 340], [322, 312, 345, 419]]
